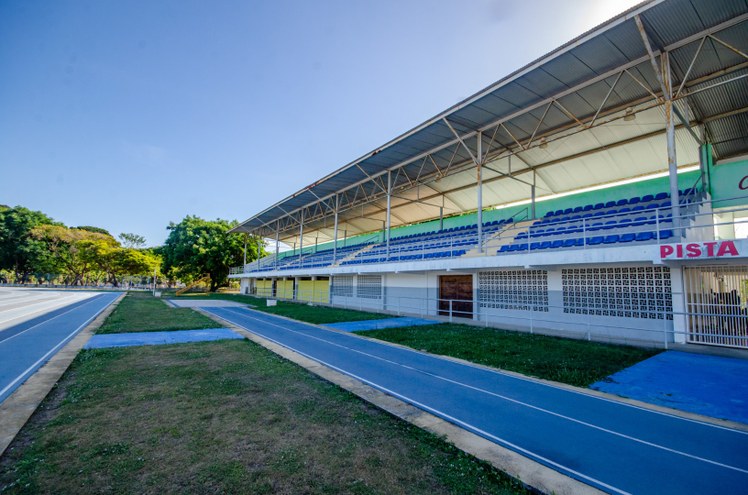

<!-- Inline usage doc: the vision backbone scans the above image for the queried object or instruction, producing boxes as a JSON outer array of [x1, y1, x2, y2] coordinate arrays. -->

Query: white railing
[[247, 286, 747, 350]]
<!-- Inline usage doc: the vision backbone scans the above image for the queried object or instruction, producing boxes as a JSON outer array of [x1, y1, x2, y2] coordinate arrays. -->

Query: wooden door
[[438, 275, 473, 318]]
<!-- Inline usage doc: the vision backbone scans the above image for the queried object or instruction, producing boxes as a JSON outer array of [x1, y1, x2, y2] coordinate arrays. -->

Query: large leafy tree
[[31, 225, 114, 285], [0, 206, 59, 282], [161, 216, 262, 291]]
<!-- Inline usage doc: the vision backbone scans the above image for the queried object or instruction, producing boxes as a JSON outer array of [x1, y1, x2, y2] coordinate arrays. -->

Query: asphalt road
[[205, 306, 748, 495], [0, 289, 120, 404]]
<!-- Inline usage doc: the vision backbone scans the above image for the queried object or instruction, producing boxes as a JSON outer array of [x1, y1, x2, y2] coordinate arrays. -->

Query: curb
[[198, 307, 605, 495], [0, 293, 125, 457]]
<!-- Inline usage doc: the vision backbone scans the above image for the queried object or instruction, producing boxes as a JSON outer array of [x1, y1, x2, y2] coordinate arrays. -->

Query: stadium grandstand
[[230, 0, 748, 349]]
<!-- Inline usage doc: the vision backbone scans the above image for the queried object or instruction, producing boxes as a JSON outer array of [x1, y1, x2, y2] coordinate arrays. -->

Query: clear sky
[[0, 0, 642, 246]]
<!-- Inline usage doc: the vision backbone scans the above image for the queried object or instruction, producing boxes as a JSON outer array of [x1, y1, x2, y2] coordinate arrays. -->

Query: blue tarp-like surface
[[325, 317, 437, 332], [85, 328, 242, 349], [591, 351, 748, 424]]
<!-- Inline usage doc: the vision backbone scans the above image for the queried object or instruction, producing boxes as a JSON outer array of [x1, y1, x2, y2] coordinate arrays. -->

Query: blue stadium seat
[[594, 203, 605, 210], [551, 240, 564, 249], [619, 233, 635, 243], [628, 196, 641, 205], [605, 201, 616, 208], [573, 206, 584, 213], [659, 230, 674, 240], [616, 199, 628, 206], [603, 234, 620, 244], [587, 236, 604, 245], [582, 204, 594, 211], [654, 192, 668, 201], [641, 194, 654, 202], [603, 220, 618, 229]]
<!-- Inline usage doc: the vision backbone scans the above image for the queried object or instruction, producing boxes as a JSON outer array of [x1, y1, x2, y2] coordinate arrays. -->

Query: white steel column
[[662, 52, 682, 230], [476, 133, 483, 253], [243, 233, 247, 267], [531, 171, 537, 219], [333, 194, 339, 263], [274, 222, 280, 270], [298, 211, 304, 263], [386, 170, 392, 258]]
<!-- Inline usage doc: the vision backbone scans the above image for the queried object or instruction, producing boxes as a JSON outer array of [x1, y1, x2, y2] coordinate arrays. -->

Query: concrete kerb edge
[[0, 292, 126, 457], [197, 307, 604, 495]]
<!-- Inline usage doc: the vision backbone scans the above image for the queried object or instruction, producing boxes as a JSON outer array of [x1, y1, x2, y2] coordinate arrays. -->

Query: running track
[[205, 306, 748, 495], [0, 291, 120, 404]]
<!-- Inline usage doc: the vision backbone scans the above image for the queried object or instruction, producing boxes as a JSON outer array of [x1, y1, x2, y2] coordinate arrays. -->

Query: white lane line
[[234, 306, 748, 436], [210, 308, 630, 495], [0, 295, 116, 400], [217, 307, 748, 475], [0, 293, 94, 328], [0, 296, 104, 345]]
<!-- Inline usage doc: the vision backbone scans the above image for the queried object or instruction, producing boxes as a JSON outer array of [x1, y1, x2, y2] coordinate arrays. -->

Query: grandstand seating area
[[241, 187, 703, 272]]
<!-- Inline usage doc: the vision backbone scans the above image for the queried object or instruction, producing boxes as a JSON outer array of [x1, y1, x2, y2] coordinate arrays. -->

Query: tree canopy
[[0, 206, 60, 282], [161, 216, 262, 291], [0, 205, 159, 286]]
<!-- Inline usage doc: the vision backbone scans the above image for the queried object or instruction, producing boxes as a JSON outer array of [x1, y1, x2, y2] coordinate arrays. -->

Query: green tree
[[161, 216, 262, 291], [0, 206, 59, 282], [118, 232, 146, 248], [31, 225, 115, 285]]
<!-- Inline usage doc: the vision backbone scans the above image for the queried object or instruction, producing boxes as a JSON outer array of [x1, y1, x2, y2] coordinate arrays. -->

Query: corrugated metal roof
[[234, 0, 748, 241]]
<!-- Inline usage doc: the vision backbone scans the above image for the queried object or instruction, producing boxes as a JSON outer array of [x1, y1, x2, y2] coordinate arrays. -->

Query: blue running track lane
[[0, 292, 120, 405], [204, 306, 748, 495]]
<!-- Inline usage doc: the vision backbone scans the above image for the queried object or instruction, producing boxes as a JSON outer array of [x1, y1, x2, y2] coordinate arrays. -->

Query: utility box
[[267, 299, 277, 307]]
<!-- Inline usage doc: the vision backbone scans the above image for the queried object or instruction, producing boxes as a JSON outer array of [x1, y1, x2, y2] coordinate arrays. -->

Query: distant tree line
[[0, 205, 263, 291]]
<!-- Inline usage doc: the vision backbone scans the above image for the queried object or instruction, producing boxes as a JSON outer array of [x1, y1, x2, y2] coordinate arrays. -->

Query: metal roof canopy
[[233, 0, 748, 243]]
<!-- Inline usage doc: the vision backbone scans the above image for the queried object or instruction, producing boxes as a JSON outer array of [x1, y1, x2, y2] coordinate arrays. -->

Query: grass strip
[[0, 340, 528, 495], [174, 292, 388, 324], [97, 291, 218, 334], [359, 323, 660, 387]]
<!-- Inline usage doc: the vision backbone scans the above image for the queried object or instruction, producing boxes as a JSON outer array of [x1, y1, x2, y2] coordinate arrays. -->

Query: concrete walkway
[[324, 316, 436, 332], [591, 351, 748, 425], [204, 306, 748, 495], [85, 328, 242, 349]]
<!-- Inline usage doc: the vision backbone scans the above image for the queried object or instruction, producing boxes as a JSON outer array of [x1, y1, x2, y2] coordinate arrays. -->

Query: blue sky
[[0, 0, 641, 246]]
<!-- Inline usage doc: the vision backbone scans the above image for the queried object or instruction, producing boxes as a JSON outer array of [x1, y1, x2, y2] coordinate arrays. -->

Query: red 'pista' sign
[[660, 240, 739, 259]]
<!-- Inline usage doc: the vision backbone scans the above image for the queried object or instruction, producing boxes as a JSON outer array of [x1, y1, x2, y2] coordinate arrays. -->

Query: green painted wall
[[709, 157, 748, 209]]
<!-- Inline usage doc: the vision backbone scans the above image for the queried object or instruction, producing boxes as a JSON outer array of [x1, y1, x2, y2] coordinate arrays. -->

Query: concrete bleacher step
[[463, 220, 537, 257], [331, 243, 376, 267]]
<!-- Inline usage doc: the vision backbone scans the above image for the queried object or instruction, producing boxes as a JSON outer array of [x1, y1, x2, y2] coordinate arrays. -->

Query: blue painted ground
[[85, 328, 242, 349], [325, 316, 436, 332], [0, 292, 120, 405], [591, 351, 748, 425], [204, 306, 748, 495]]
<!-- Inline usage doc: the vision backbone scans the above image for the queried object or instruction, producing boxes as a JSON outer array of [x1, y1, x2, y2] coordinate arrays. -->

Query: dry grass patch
[[0, 340, 527, 494]]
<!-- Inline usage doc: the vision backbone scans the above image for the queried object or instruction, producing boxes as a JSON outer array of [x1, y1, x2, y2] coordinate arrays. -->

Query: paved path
[[0, 290, 120, 404], [205, 306, 748, 495], [324, 316, 436, 332], [592, 351, 748, 425], [85, 328, 242, 349]]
